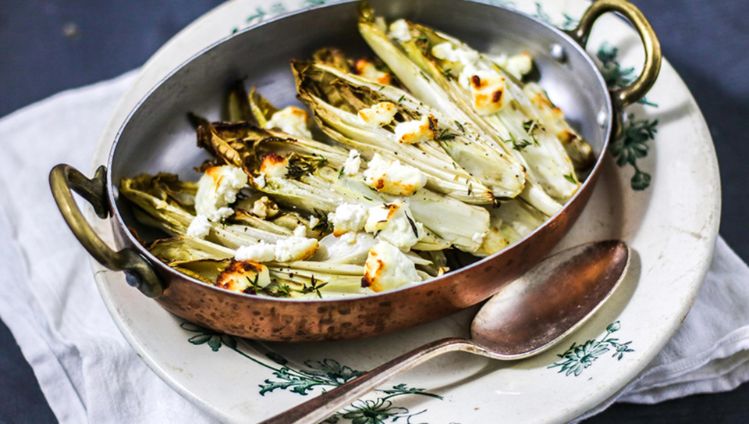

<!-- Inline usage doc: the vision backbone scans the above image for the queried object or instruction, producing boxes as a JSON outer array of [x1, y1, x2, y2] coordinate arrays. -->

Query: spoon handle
[[260, 337, 477, 424]]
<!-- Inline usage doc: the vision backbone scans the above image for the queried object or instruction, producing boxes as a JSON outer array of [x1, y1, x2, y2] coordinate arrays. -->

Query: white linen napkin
[[0, 72, 747, 423]]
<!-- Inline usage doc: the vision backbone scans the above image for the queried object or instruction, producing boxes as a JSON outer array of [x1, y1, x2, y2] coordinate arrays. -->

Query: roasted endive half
[[119, 173, 290, 248], [522, 82, 594, 172], [193, 116, 490, 253], [150, 236, 368, 298], [120, 172, 445, 297], [292, 59, 528, 204], [358, 6, 593, 215], [478, 198, 549, 254]]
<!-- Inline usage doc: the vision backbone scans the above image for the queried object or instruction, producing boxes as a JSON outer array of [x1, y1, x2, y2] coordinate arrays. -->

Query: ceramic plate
[[89, 0, 720, 422]]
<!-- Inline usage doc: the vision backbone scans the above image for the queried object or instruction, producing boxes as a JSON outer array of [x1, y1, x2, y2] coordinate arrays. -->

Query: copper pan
[[50, 0, 660, 342]]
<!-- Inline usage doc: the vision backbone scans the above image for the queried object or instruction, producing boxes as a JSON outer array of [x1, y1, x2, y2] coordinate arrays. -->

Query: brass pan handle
[[49, 164, 163, 298], [567, 0, 662, 108]]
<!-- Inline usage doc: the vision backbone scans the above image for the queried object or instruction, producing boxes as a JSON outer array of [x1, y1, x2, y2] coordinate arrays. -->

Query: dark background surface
[[1, 0, 747, 422]]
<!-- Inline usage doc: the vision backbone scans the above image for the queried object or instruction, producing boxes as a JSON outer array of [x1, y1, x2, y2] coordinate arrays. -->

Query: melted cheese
[[235, 242, 276, 262], [431, 42, 479, 64], [364, 201, 423, 251], [259, 154, 289, 179], [362, 241, 420, 292], [195, 165, 248, 222], [274, 237, 319, 262], [354, 59, 392, 85], [491, 52, 534, 79], [363, 154, 427, 196], [264, 106, 312, 139], [234, 236, 319, 264], [393, 115, 436, 144], [343, 149, 362, 176], [186, 215, 211, 239], [461, 69, 508, 116], [358, 102, 397, 127], [389, 19, 412, 42], [216, 260, 271, 293], [329, 203, 368, 236]]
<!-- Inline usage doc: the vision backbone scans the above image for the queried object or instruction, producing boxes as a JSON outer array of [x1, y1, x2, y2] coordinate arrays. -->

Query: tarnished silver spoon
[[262, 240, 630, 424]]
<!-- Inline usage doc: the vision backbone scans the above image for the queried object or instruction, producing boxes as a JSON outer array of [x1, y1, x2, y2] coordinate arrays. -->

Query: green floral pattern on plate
[[596, 42, 659, 190], [259, 356, 362, 396], [548, 321, 635, 377], [182, 322, 441, 423], [611, 115, 658, 190]]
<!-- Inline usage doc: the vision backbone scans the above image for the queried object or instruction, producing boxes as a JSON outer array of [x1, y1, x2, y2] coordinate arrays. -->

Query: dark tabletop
[[1, 0, 747, 422]]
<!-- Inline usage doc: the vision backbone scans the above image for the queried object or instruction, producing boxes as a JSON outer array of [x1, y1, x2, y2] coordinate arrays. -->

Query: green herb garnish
[[435, 128, 458, 141], [505, 133, 532, 151]]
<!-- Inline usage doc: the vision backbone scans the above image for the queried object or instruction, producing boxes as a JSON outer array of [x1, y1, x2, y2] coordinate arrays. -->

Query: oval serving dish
[[50, 0, 660, 341]]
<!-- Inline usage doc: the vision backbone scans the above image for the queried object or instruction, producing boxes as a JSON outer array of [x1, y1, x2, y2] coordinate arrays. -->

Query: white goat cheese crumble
[[195, 165, 248, 222], [293, 225, 307, 237], [342, 149, 362, 176], [490, 52, 534, 79], [358, 102, 397, 127], [354, 59, 392, 85], [393, 115, 436, 144], [308, 215, 320, 229], [235, 242, 276, 262], [216, 261, 271, 292], [186, 215, 211, 239], [364, 203, 390, 234], [234, 236, 319, 263], [363, 240, 420, 292], [363, 153, 427, 196], [260, 154, 289, 178], [264, 106, 312, 139], [253, 174, 266, 188], [431, 42, 479, 64], [388, 19, 412, 42], [364, 201, 423, 251], [460, 69, 508, 115], [274, 237, 319, 262], [431, 40, 518, 116], [329, 203, 368, 236]]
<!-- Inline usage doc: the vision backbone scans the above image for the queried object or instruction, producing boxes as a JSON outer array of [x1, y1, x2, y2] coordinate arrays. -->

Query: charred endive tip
[[358, 0, 375, 23], [248, 86, 279, 127], [224, 81, 252, 122], [311, 47, 352, 73]]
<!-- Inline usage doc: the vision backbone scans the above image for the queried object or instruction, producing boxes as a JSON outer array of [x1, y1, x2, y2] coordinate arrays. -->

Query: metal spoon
[[262, 240, 630, 424]]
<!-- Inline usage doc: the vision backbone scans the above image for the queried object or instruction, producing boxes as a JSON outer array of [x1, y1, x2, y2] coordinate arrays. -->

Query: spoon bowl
[[472, 240, 630, 358], [262, 240, 631, 424]]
